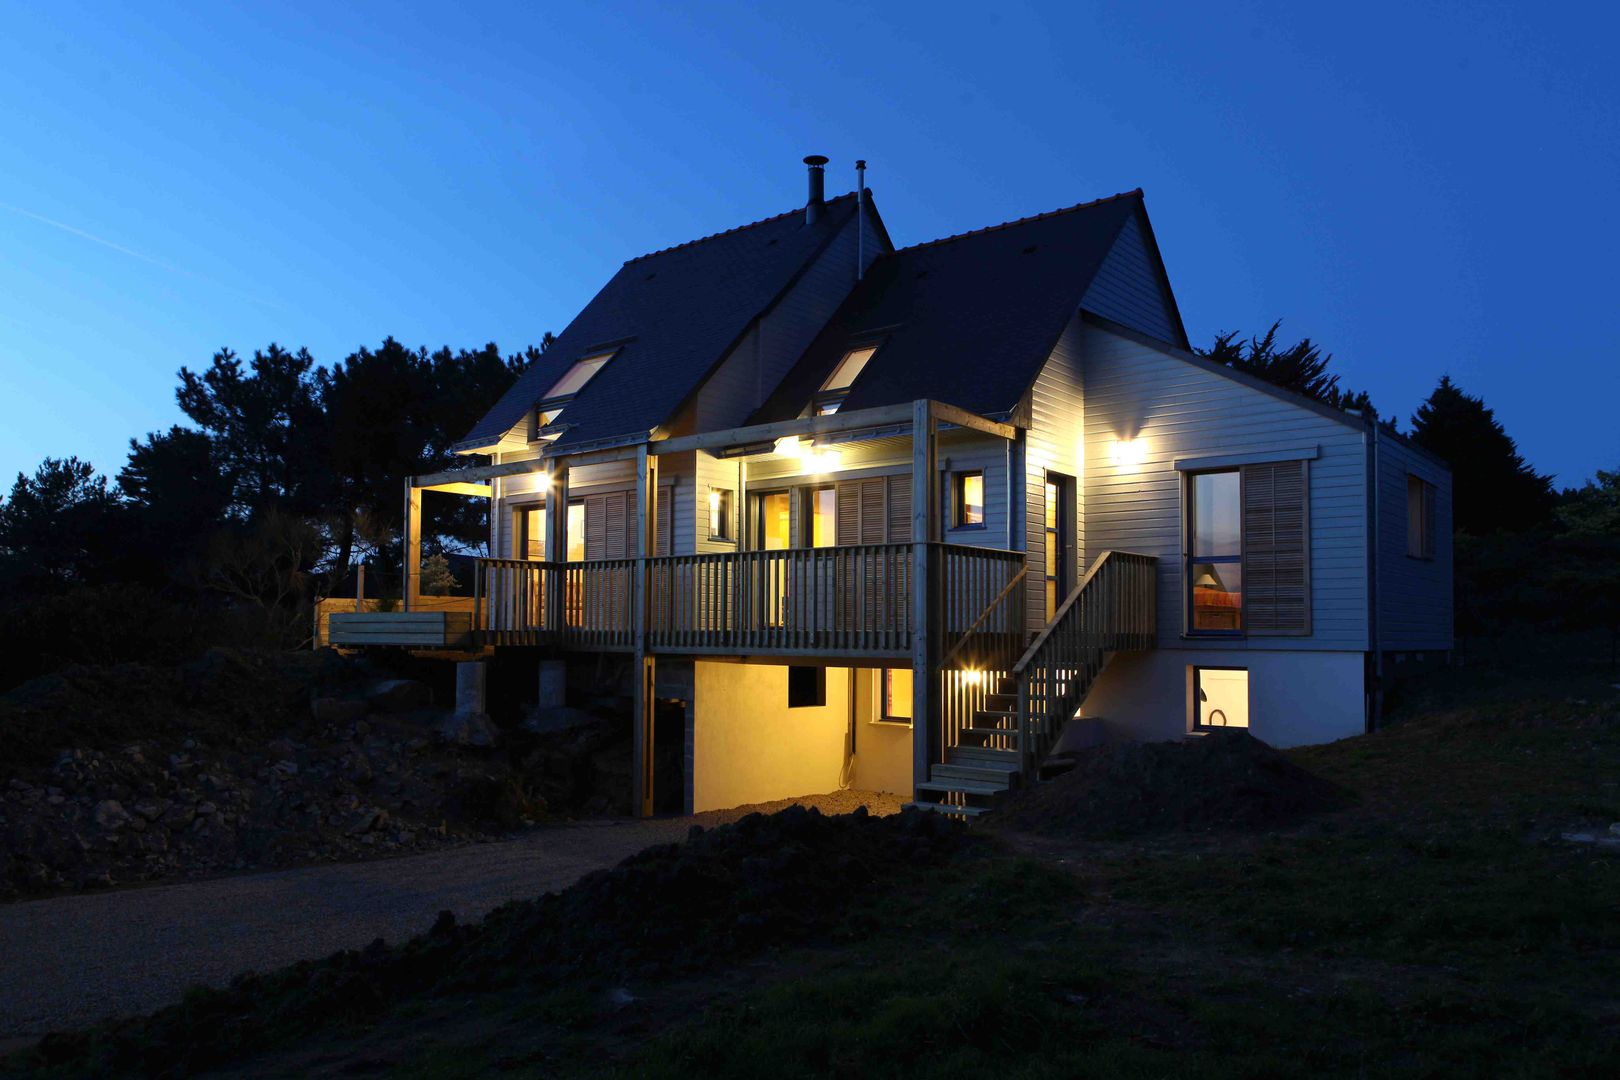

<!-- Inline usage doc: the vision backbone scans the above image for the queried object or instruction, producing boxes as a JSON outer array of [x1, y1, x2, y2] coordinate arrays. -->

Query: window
[[1188, 471, 1243, 632], [880, 667, 912, 722], [1407, 475, 1435, 559], [1194, 667, 1249, 730], [513, 505, 545, 560], [811, 345, 878, 415], [1043, 474, 1075, 620], [788, 666, 826, 708], [708, 487, 734, 541], [953, 471, 985, 528], [566, 501, 585, 562], [806, 486, 836, 547], [533, 351, 615, 433], [754, 490, 792, 550]]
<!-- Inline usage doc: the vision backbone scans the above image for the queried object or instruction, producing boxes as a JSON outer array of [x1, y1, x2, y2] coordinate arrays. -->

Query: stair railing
[[1012, 551, 1157, 774]]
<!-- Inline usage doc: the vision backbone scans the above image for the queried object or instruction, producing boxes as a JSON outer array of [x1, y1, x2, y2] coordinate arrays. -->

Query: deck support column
[[910, 400, 941, 802], [546, 465, 569, 632], [403, 479, 422, 612], [632, 444, 659, 818]]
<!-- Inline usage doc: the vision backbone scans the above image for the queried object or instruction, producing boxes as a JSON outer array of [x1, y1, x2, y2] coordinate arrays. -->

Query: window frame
[[787, 666, 827, 709], [802, 485, 836, 548], [1185, 468, 1245, 638], [810, 342, 882, 416], [877, 667, 913, 725], [951, 470, 986, 530], [1192, 665, 1250, 732], [1406, 474, 1436, 560], [532, 349, 618, 436], [708, 486, 735, 542], [510, 500, 546, 561]]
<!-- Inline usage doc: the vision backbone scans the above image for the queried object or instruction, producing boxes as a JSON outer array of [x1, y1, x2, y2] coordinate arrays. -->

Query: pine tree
[[1409, 375, 1554, 534]]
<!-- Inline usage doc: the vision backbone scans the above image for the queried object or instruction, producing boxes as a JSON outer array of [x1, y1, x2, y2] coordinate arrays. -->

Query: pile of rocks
[[1, 664, 533, 899]]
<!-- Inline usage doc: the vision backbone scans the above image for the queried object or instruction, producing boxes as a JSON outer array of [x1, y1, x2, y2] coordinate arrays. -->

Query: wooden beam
[[403, 479, 421, 612], [416, 481, 492, 497], [546, 465, 569, 629], [543, 443, 645, 468], [910, 399, 941, 802], [413, 458, 546, 488], [927, 400, 1017, 441], [650, 402, 916, 457], [632, 443, 658, 819]]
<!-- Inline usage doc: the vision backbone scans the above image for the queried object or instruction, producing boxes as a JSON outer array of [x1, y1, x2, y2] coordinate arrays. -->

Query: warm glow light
[[774, 435, 803, 458], [1112, 437, 1146, 468], [802, 449, 841, 472], [537, 472, 554, 490], [961, 669, 984, 686]]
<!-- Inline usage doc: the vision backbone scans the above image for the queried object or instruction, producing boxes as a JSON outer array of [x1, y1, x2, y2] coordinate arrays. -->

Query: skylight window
[[811, 344, 878, 416], [532, 350, 616, 437]]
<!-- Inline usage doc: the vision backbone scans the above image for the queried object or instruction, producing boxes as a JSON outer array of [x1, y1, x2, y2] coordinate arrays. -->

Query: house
[[329, 156, 1453, 818]]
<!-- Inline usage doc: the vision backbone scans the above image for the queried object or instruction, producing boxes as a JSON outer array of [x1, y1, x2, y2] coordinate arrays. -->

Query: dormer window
[[811, 344, 878, 416], [532, 350, 616, 437]]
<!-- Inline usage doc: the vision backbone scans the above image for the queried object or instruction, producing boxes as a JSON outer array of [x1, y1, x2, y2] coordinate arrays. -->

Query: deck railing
[[1013, 550, 1157, 772], [647, 543, 913, 653], [472, 542, 1028, 656]]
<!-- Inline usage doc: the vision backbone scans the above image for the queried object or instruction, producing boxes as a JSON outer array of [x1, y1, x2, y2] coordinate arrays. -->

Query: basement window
[[879, 667, 913, 724], [1193, 667, 1249, 730], [788, 667, 826, 709]]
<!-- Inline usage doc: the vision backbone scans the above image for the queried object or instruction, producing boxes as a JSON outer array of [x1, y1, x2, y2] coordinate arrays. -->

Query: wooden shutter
[[835, 476, 912, 545], [1242, 460, 1310, 635], [654, 484, 672, 557], [584, 495, 607, 561], [1422, 481, 1437, 559], [886, 475, 912, 542]]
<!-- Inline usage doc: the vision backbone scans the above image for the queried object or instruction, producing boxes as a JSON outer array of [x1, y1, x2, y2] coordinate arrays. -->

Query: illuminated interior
[[1189, 470, 1243, 631], [881, 667, 912, 721], [1194, 667, 1249, 728]]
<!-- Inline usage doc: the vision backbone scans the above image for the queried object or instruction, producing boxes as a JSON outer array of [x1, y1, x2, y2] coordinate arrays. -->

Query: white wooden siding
[[1376, 434, 1453, 650], [1080, 212, 1180, 345], [1023, 316, 1086, 636], [1080, 321, 1369, 652]]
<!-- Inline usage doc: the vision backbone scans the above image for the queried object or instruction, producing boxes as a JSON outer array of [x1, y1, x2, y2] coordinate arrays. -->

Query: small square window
[[708, 488, 734, 540], [788, 666, 826, 708], [880, 667, 913, 723], [953, 471, 984, 528], [1193, 667, 1249, 730]]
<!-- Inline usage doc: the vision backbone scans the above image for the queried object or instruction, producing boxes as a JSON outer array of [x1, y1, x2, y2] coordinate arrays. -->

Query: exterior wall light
[[1112, 437, 1146, 468]]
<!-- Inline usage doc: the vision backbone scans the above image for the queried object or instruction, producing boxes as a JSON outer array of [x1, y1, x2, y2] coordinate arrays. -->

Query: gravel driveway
[[0, 790, 899, 1042]]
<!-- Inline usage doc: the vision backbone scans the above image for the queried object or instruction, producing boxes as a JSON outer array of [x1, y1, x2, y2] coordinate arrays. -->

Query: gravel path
[[0, 790, 898, 1041]]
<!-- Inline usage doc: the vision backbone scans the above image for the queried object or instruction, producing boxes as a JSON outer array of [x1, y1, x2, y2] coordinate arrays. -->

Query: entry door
[[752, 491, 793, 626], [1044, 472, 1077, 621]]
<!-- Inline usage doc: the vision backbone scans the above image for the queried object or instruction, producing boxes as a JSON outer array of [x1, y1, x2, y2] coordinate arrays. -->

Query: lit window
[[1189, 470, 1242, 632], [881, 667, 912, 722], [532, 351, 615, 435], [565, 502, 585, 562], [1194, 667, 1249, 730], [807, 486, 836, 547], [709, 488, 734, 540], [811, 344, 879, 415], [954, 471, 984, 528]]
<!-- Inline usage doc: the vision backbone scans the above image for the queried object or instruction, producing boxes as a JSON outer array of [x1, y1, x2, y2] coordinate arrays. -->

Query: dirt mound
[[32, 805, 965, 1076], [991, 730, 1353, 839]]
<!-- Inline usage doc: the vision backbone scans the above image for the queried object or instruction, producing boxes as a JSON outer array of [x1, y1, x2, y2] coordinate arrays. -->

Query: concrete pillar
[[538, 659, 567, 709], [455, 661, 488, 718]]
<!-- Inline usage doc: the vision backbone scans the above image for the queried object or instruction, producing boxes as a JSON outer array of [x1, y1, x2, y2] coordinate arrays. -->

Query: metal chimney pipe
[[804, 155, 828, 224], [855, 159, 867, 279]]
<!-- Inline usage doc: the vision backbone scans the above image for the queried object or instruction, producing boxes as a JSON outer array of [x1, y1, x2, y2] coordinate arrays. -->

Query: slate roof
[[457, 192, 867, 453], [748, 189, 1150, 425]]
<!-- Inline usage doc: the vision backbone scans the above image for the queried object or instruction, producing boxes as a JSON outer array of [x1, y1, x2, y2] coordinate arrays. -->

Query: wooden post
[[910, 401, 940, 801], [632, 444, 658, 818], [355, 562, 365, 613], [547, 465, 569, 632], [403, 479, 421, 612]]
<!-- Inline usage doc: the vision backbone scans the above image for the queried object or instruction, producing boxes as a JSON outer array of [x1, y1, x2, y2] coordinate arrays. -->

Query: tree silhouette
[[1409, 375, 1554, 534], [1199, 322, 1375, 415]]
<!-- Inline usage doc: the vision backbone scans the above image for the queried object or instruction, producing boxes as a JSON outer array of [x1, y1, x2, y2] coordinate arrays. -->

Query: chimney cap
[[803, 154, 829, 167]]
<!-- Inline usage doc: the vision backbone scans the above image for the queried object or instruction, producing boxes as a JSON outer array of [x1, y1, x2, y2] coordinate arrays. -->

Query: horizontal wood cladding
[[1080, 213, 1179, 345], [1080, 322, 1368, 651], [1024, 316, 1085, 637], [1377, 434, 1453, 650]]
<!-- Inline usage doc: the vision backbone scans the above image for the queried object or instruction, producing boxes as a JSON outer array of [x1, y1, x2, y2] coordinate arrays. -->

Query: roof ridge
[[889, 188, 1143, 256], [623, 191, 860, 265]]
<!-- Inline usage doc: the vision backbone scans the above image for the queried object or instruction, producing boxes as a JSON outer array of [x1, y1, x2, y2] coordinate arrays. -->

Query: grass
[[7, 635, 1620, 1077]]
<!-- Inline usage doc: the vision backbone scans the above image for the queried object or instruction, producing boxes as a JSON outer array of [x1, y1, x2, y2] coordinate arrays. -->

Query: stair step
[[933, 763, 1018, 785], [942, 753, 1020, 773], [948, 745, 1019, 763], [916, 778, 1009, 798], [904, 801, 992, 819], [984, 693, 1017, 710]]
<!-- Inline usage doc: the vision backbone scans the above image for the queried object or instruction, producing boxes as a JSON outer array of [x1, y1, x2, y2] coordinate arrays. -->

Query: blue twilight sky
[[1, 1, 1616, 488]]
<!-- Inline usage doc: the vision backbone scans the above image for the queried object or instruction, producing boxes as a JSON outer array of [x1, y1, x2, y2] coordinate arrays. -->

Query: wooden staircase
[[908, 550, 1157, 819]]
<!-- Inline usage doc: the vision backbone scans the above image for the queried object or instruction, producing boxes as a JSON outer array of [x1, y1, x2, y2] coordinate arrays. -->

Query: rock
[[436, 711, 499, 748], [521, 706, 598, 735], [347, 808, 388, 835], [364, 680, 431, 713], [197, 801, 218, 817], [132, 799, 170, 822], [93, 800, 131, 831], [312, 696, 369, 724]]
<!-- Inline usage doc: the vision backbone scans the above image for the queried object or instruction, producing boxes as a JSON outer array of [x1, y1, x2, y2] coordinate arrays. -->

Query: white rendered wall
[[1082, 648, 1365, 748], [691, 662, 852, 812], [849, 669, 913, 796]]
